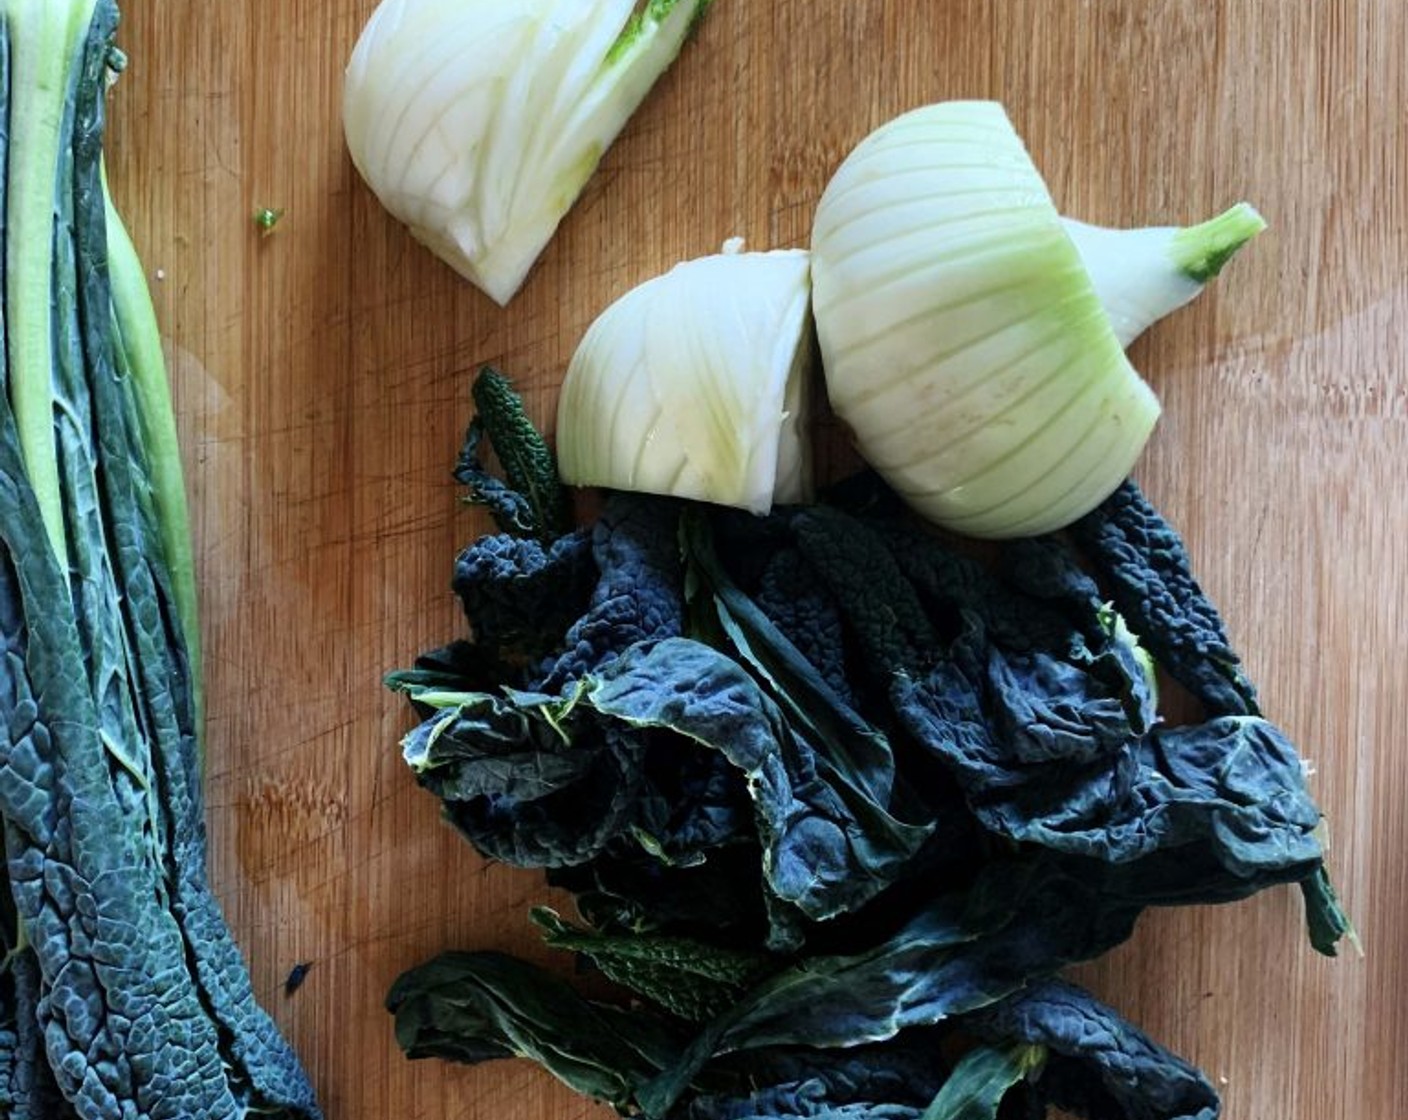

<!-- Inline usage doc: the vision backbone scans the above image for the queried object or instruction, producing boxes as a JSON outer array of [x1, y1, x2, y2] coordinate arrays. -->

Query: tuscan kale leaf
[[0, 3, 319, 1114]]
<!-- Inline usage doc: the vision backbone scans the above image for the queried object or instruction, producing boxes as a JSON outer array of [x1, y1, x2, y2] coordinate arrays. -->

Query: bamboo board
[[103, 2, 1406, 1116]]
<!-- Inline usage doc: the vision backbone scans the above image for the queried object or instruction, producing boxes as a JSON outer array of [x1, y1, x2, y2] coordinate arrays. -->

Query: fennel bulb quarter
[[343, 0, 712, 306], [557, 249, 815, 515]]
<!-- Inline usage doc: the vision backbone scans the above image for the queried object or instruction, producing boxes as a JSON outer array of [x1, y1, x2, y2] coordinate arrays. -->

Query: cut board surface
[[102, 2, 1405, 1117]]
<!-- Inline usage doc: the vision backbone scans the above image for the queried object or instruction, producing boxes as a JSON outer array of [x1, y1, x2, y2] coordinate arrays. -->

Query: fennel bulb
[[811, 100, 1256, 540], [343, 0, 712, 306], [557, 249, 814, 514]]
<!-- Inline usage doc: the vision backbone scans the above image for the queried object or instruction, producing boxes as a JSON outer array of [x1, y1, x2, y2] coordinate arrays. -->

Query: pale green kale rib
[[104, 179, 204, 736]]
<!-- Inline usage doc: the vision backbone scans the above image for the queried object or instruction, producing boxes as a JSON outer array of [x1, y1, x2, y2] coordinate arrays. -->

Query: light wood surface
[[102, 2, 1405, 1117]]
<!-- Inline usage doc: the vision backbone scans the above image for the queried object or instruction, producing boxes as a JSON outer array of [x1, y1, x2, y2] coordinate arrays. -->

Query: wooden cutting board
[[102, 2, 1406, 1117]]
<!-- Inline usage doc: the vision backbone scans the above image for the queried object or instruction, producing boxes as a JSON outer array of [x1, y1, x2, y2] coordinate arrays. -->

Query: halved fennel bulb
[[1064, 203, 1266, 347], [813, 101, 1171, 539], [557, 249, 814, 514], [343, 0, 711, 305]]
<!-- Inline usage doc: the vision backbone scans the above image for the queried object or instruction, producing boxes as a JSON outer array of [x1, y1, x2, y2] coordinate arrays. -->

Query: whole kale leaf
[[0, 5, 320, 1114]]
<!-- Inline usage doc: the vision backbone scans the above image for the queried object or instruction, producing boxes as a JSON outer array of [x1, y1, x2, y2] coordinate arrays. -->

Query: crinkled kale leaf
[[456, 366, 566, 541], [1067, 480, 1259, 719], [965, 979, 1221, 1120], [529, 907, 773, 1024], [385, 378, 1346, 1120]]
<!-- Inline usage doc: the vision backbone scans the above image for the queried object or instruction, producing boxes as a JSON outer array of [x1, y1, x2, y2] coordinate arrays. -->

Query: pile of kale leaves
[[386, 370, 1349, 1120]]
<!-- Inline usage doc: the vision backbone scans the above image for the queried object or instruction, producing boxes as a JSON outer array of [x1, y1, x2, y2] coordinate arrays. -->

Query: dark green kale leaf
[[638, 858, 1143, 1117], [386, 951, 688, 1110], [407, 689, 651, 868], [530, 908, 773, 1023], [452, 527, 595, 659], [547, 842, 771, 943], [73, 28, 319, 1110], [537, 495, 687, 690], [679, 1041, 950, 1120], [755, 548, 856, 705], [587, 638, 931, 927], [1112, 717, 1323, 877], [0, 446, 246, 1118], [684, 982, 1219, 1120], [682, 509, 901, 810], [1067, 481, 1258, 718], [0, 944, 70, 1119], [457, 367, 565, 540], [403, 691, 602, 804], [896, 655, 1327, 909], [1064, 482, 1348, 950], [395, 647, 751, 873], [0, 6, 320, 1114], [791, 505, 938, 679], [965, 980, 1220, 1120], [386, 639, 514, 707], [891, 613, 1153, 804]]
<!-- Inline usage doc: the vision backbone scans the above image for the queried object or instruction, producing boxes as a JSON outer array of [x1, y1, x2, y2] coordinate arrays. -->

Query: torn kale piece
[[530, 907, 773, 1023], [537, 495, 687, 690], [386, 951, 689, 1110], [1067, 480, 1259, 719], [965, 979, 1220, 1120], [452, 527, 595, 659], [456, 367, 566, 541]]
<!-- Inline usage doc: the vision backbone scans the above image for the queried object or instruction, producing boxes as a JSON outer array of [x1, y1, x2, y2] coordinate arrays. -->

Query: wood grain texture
[[100, 1, 1405, 1117]]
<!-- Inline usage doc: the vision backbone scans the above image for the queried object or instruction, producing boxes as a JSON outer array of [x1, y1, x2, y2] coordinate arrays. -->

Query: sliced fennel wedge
[[343, 0, 711, 306], [557, 249, 814, 514], [810, 101, 1162, 539]]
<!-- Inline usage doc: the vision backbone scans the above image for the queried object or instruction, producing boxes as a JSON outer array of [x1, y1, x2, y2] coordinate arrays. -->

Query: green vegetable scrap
[[0, 2, 319, 1115], [255, 205, 286, 233], [384, 370, 1344, 1120]]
